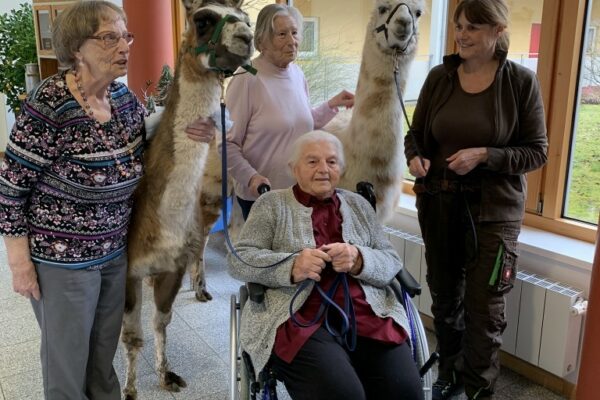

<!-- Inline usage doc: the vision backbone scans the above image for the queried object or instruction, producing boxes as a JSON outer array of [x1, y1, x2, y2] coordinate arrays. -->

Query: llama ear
[[234, 0, 244, 9], [181, 0, 202, 13]]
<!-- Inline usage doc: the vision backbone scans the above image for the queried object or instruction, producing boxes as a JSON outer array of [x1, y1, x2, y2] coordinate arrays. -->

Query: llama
[[325, 0, 425, 221], [188, 0, 425, 304], [120, 1, 253, 398]]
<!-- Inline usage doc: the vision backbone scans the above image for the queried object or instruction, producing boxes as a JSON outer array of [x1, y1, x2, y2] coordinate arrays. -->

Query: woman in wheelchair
[[228, 130, 424, 400]]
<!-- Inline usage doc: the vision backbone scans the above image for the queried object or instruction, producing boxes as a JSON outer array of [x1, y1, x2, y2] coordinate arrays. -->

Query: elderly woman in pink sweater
[[225, 4, 354, 219]]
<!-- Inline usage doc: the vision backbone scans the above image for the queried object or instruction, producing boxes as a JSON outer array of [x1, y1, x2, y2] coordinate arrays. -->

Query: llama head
[[371, 0, 425, 56], [181, 0, 253, 75]]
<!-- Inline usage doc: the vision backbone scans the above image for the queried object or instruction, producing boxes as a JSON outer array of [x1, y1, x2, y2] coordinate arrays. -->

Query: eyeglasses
[[88, 32, 134, 48]]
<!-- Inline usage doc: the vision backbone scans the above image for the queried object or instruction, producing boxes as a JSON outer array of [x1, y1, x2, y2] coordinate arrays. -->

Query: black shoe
[[467, 387, 493, 399], [432, 378, 464, 400]]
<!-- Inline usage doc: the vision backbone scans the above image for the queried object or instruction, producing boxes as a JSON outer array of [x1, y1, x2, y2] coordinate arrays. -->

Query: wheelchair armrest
[[395, 268, 421, 298], [246, 282, 266, 303]]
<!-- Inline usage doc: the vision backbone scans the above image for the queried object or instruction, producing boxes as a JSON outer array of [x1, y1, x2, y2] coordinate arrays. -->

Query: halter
[[375, 2, 417, 54], [191, 14, 257, 77]]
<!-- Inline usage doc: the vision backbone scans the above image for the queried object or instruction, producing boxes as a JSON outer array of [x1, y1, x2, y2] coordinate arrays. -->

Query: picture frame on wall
[[299, 16, 318, 58]]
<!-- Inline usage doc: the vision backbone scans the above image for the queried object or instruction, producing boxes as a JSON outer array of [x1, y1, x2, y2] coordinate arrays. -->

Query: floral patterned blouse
[[0, 71, 146, 269]]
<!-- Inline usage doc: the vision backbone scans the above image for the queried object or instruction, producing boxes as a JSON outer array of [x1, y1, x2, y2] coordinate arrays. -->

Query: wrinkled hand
[[185, 117, 216, 143], [10, 261, 41, 300], [328, 90, 355, 110], [249, 174, 271, 197], [446, 147, 488, 175], [291, 248, 331, 283], [408, 156, 430, 178], [320, 243, 362, 275]]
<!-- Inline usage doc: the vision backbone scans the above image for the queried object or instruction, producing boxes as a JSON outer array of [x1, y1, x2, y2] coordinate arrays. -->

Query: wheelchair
[[228, 183, 437, 400]]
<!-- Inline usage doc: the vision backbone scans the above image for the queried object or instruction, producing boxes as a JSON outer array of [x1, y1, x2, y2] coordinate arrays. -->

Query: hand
[[10, 260, 41, 301], [185, 117, 216, 143], [327, 90, 355, 110], [408, 156, 430, 178], [291, 248, 331, 283], [249, 174, 271, 197], [446, 147, 488, 175], [319, 243, 362, 275]]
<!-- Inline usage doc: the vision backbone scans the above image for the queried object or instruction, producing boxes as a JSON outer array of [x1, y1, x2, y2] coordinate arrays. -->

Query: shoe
[[432, 378, 464, 400], [467, 387, 493, 399]]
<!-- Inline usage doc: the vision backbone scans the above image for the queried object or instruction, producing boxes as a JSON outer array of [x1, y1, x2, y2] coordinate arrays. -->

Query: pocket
[[488, 226, 520, 294]]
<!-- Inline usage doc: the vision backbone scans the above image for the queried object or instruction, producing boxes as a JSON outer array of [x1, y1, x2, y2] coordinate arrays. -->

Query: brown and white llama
[[120, 0, 253, 398], [324, 0, 425, 221]]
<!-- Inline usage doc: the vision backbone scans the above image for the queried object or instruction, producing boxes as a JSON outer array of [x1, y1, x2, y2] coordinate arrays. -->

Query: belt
[[413, 178, 481, 194]]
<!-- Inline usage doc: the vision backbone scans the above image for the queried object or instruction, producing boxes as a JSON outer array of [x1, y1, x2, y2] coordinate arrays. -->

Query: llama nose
[[393, 17, 414, 40], [395, 16, 413, 32], [235, 32, 252, 45]]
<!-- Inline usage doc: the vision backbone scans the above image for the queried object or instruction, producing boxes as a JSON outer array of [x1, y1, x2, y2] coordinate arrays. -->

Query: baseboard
[[419, 313, 576, 399]]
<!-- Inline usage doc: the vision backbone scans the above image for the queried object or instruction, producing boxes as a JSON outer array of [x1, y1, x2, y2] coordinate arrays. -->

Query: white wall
[[0, 0, 32, 16]]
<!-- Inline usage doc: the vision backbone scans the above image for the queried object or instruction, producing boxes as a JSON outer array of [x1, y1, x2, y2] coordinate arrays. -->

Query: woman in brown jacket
[[404, 1, 548, 399]]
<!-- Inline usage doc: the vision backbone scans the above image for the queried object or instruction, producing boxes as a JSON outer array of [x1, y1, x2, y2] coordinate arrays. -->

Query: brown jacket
[[404, 52, 548, 222]]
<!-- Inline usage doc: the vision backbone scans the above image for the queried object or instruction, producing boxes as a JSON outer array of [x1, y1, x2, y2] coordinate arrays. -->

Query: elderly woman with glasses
[[0, 1, 210, 398], [228, 130, 423, 400]]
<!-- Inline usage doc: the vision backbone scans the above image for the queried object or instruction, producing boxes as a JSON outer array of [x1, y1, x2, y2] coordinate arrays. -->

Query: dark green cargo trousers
[[416, 185, 520, 398]]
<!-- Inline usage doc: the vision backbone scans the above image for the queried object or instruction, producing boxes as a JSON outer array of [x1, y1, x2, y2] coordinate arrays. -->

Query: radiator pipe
[[576, 215, 600, 400]]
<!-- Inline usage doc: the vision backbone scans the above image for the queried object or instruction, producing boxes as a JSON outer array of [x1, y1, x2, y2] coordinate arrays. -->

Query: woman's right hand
[[408, 156, 431, 178], [249, 174, 271, 197], [10, 260, 40, 300], [291, 248, 331, 283]]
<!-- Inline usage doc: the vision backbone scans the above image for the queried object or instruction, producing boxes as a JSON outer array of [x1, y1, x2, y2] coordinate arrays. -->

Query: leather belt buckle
[[441, 179, 450, 191]]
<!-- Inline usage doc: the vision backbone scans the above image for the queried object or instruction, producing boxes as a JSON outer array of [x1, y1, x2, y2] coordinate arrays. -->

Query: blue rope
[[289, 271, 357, 351]]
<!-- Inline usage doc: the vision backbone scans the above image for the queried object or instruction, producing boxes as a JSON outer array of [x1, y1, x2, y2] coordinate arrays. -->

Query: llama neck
[[348, 31, 407, 146]]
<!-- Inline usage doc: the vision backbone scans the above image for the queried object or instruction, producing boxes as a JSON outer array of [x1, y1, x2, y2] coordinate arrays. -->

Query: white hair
[[254, 4, 303, 52], [288, 130, 345, 172]]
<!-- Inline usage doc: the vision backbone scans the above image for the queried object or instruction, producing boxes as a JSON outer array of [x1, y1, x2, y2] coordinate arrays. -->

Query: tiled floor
[[0, 232, 567, 400]]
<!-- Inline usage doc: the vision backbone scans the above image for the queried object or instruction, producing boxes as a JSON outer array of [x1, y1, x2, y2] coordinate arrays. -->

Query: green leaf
[[0, 3, 37, 112]]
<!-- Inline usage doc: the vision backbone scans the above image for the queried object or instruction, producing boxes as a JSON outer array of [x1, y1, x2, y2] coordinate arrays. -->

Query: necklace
[[72, 70, 136, 178]]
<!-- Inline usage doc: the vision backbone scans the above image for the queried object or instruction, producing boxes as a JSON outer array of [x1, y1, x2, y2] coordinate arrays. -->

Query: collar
[[442, 50, 509, 76], [293, 184, 339, 208], [255, 55, 292, 79]]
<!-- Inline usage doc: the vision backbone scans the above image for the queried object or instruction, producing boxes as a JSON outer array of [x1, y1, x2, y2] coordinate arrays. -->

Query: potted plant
[[0, 3, 37, 113]]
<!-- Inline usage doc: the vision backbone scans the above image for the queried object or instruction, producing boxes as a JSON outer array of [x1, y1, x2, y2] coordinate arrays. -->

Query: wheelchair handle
[[257, 183, 271, 195]]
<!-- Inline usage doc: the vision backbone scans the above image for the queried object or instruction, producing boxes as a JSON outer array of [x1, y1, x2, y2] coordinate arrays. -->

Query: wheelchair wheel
[[230, 288, 253, 400], [404, 291, 433, 400]]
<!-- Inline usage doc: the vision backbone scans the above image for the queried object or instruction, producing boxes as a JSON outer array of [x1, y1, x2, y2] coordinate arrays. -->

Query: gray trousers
[[31, 254, 127, 400]]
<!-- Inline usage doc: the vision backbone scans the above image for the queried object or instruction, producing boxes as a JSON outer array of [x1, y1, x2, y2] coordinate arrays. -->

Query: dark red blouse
[[272, 185, 407, 363]]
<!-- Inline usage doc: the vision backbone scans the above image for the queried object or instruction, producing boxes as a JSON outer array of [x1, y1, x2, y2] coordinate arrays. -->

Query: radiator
[[384, 227, 587, 378]]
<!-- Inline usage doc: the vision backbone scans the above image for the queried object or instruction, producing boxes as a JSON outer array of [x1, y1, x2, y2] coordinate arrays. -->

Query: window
[[299, 17, 319, 58], [505, 0, 545, 72], [290, 0, 448, 109], [563, 0, 600, 226]]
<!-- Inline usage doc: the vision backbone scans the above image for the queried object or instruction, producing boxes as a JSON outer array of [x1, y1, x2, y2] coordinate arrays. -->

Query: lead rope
[[392, 52, 479, 255], [217, 75, 298, 269], [217, 79, 356, 349]]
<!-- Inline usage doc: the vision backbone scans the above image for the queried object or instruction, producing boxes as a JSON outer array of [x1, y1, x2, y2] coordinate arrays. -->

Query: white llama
[[120, 1, 253, 399], [325, 0, 425, 221]]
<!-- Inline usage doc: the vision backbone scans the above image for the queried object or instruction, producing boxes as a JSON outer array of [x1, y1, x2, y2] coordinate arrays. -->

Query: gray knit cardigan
[[227, 187, 409, 373]]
